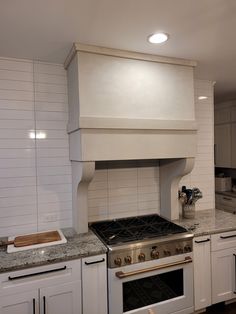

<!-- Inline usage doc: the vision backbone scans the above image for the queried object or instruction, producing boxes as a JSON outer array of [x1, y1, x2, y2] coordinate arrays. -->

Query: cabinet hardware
[[43, 296, 46, 314], [195, 239, 210, 244], [8, 266, 67, 281], [220, 234, 236, 239], [115, 256, 192, 279], [85, 258, 105, 265], [234, 254, 236, 294], [33, 298, 36, 314], [223, 197, 232, 201]]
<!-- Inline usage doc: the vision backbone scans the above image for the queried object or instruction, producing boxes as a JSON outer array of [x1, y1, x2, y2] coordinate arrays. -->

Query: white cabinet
[[82, 254, 107, 314], [214, 124, 231, 167], [215, 193, 236, 213], [0, 260, 81, 314], [214, 103, 236, 168], [193, 236, 211, 311], [0, 290, 38, 314], [40, 282, 81, 314], [211, 231, 236, 304], [231, 123, 236, 168]]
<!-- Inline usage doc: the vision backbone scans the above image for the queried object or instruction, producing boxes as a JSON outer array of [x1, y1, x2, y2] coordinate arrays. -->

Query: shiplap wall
[[0, 57, 71, 236], [88, 79, 215, 220]]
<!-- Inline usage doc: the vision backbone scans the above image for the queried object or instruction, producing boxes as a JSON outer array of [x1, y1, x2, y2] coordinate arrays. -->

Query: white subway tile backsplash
[[36, 123, 67, 133], [0, 58, 33, 72], [0, 90, 34, 101], [0, 109, 34, 120], [37, 157, 71, 167], [37, 174, 71, 185], [0, 177, 36, 188], [0, 195, 37, 208], [0, 186, 36, 198], [0, 139, 35, 149], [34, 62, 66, 76], [36, 148, 69, 158], [34, 72, 67, 85], [0, 167, 36, 178], [0, 58, 72, 236], [0, 158, 35, 168], [35, 101, 68, 112], [0, 99, 34, 111]]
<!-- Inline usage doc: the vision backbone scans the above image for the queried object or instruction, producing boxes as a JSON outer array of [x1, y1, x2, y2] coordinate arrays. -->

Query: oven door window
[[123, 269, 183, 312]]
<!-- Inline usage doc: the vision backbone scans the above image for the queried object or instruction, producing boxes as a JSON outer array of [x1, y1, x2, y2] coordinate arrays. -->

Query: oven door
[[108, 253, 193, 314]]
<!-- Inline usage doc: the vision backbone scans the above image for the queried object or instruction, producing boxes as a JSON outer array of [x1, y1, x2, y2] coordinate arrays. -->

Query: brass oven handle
[[115, 256, 192, 279]]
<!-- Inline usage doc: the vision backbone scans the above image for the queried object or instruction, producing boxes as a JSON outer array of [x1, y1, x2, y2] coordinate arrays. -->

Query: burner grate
[[90, 214, 187, 245]]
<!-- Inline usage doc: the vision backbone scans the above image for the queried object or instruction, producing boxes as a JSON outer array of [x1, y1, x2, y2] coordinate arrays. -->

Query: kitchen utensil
[[0, 230, 61, 247]]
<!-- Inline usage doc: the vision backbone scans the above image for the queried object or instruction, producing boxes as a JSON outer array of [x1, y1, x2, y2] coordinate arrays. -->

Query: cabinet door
[[82, 254, 107, 314], [211, 248, 236, 304], [193, 236, 211, 310], [40, 281, 81, 314], [215, 108, 231, 124], [231, 123, 236, 168], [0, 290, 38, 314], [214, 124, 231, 167]]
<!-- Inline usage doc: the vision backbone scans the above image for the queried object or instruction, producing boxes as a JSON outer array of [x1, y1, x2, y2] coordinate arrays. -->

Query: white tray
[[7, 229, 67, 253]]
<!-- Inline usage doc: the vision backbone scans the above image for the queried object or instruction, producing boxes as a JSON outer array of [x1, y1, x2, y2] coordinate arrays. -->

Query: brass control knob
[[150, 249, 159, 259], [138, 253, 146, 262], [164, 250, 171, 256], [176, 247, 183, 254], [184, 245, 191, 252], [124, 256, 132, 264], [114, 257, 122, 267]]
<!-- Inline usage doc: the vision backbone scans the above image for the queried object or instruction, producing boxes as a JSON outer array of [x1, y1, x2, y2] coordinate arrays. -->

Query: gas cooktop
[[89, 214, 188, 246]]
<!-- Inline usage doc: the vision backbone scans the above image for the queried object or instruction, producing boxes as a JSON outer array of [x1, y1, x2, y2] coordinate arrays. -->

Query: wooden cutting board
[[0, 230, 61, 247]]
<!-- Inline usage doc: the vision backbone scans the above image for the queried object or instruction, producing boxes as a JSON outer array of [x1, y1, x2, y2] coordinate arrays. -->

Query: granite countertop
[[0, 228, 107, 274], [176, 208, 236, 237], [216, 190, 236, 198]]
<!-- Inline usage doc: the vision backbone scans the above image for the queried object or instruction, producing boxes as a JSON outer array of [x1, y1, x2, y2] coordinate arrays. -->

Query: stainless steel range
[[90, 214, 194, 314]]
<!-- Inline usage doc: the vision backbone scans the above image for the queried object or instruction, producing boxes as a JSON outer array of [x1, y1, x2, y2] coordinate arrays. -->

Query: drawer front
[[220, 195, 235, 207], [211, 231, 236, 251], [0, 259, 81, 297]]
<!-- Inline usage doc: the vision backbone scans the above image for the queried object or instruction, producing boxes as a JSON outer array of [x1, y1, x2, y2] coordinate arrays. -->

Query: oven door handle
[[115, 256, 192, 279]]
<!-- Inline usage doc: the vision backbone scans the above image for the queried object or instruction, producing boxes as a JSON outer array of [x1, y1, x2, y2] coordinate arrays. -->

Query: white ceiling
[[0, 0, 236, 101]]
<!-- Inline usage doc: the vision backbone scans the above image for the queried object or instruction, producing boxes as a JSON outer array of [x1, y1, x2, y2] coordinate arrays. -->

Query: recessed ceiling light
[[148, 33, 169, 44], [198, 96, 208, 100]]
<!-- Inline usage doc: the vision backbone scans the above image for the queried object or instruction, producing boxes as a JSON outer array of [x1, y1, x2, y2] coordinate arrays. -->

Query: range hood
[[64, 43, 197, 233]]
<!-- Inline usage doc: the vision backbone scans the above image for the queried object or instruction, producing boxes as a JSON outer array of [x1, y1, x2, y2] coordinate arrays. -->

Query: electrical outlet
[[42, 213, 59, 222]]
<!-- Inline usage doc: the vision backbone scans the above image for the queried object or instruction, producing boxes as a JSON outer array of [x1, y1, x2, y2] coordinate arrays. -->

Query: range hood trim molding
[[68, 116, 197, 133], [64, 42, 197, 69]]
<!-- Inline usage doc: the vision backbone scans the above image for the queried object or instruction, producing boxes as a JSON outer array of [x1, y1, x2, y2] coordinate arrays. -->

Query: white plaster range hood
[[64, 43, 197, 233]]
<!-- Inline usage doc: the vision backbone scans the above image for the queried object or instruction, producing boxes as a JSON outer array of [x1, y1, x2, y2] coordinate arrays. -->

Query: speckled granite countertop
[[0, 228, 107, 274], [176, 208, 236, 237]]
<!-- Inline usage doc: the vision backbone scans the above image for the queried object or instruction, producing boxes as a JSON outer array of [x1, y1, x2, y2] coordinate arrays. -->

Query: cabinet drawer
[[211, 231, 236, 251], [0, 259, 81, 297], [220, 195, 235, 207]]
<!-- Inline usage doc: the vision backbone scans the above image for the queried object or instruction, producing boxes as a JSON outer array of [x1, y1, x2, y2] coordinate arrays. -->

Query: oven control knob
[[114, 257, 122, 267], [184, 245, 191, 252], [164, 250, 171, 256], [124, 256, 132, 264], [138, 253, 146, 262], [150, 249, 159, 259], [176, 247, 183, 254]]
